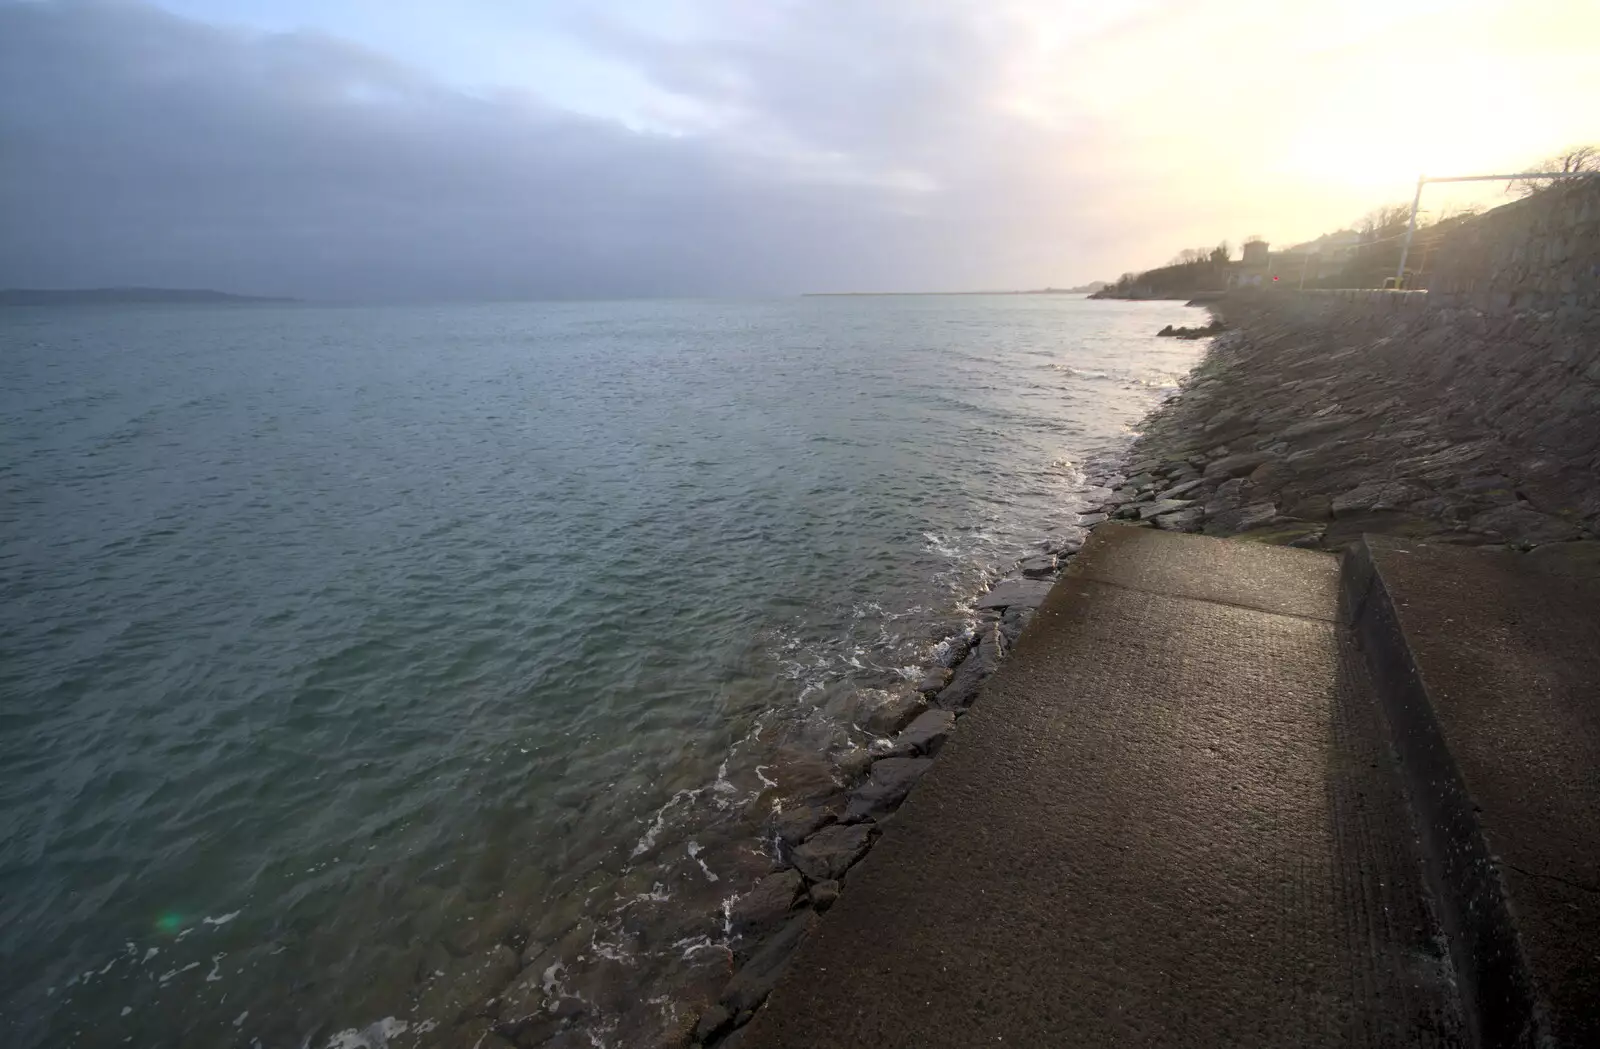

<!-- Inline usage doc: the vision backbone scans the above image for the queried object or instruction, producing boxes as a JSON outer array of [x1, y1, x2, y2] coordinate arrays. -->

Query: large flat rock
[[744, 526, 1459, 1048]]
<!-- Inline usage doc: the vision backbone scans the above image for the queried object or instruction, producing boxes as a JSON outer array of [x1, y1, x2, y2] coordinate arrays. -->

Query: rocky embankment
[[1117, 295, 1600, 550]]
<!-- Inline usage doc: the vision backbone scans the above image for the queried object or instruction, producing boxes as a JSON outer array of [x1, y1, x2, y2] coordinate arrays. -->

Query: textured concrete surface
[[743, 526, 1460, 1048], [1350, 536, 1600, 1047]]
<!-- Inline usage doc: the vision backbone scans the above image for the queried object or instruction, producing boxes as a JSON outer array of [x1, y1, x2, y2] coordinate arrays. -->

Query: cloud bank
[[2, 1, 1597, 298]]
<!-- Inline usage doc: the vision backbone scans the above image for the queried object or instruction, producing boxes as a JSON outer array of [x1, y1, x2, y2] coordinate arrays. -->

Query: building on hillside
[[1241, 240, 1270, 268]]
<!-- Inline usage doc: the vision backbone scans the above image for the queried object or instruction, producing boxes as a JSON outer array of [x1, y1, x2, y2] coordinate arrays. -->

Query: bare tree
[[1509, 143, 1599, 196], [1359, 203, 1412, 242]]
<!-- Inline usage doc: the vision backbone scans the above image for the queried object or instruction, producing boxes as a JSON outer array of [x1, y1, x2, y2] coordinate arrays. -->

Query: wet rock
[[730, 870, 803, 937], [844, 757, 933, 822], [1076, 512, 1109, 527], [1136, 498, 1197, 520], [935, 633, 972, 668], [1331, 480, 1430, 517], [1247, 459, 1295, 492], [1019, 554, 1057, 578], [887, 709, 956, 757], [1204, 477, 1247, 515], [1204, 502, 1278, 535], [934, 624, 1004, 710], [999, 606, 1033, 645], [974, 579, 1053, 611], [718, 911, 818, 1015], [790, 823, 873, 881], [861, 689, 926, 736], [1203, 451, 1271, 479], [772, 800, 839, 849], [1468, 504, 1584, 545], [1283, 494, 1332, 521], [808, 879, 840, 912], [912, 666, 952, 694], [833, 748, 873, 784], [1152, 507, 1204, 532], [1278, 414, 1358, 440], [1154, 477, 1205, 501], [694, 1004, 733, 1044]]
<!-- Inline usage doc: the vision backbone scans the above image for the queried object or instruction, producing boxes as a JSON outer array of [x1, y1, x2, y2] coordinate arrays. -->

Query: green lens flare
[[156, 912, 184, 934]]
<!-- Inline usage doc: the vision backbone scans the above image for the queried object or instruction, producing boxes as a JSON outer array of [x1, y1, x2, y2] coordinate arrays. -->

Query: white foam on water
[[233, 1011, 249, 1028], [202, 911, 241, 927], [541, 960, 566, 997], [322, 1017, 409, 1049], [206, 953, 225, 982], [753, 765, 777, 788], [685, 841, 718, 883], [670, 935, 718, 960], [158, 961, 200, 984]]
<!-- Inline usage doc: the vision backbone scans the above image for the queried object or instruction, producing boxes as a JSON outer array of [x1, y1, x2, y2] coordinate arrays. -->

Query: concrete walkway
[[743, 526, 1462, 1047]]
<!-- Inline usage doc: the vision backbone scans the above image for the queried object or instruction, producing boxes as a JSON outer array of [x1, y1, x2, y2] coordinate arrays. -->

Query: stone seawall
[[1111, 291, 1600, 550], [1428, 175, 1600, 315]]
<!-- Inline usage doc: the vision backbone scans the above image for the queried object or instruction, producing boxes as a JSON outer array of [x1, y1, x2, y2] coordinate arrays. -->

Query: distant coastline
[[803, 282, 1106, 298], [0, 287, 295, 306]]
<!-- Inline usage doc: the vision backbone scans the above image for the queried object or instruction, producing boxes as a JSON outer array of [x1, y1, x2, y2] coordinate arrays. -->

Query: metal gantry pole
[[1393, 171, 1588, 290], [1395, 176, 1424, 289]]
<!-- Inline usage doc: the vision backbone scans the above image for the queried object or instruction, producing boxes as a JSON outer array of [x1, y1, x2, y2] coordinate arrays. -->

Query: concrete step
[[1343, 536, 1600, 1048], [741, 525, 1462, 1048]]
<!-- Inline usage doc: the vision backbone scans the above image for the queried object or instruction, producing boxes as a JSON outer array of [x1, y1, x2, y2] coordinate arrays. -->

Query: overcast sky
[[3, 0, 1597, 299]]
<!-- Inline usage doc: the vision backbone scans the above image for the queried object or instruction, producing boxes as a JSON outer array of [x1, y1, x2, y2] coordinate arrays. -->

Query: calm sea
[[0, 295, 1202, 1048]]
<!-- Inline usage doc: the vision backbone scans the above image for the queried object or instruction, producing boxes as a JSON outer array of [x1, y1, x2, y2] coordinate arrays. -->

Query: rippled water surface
[[1, 296, 1203, 1047]]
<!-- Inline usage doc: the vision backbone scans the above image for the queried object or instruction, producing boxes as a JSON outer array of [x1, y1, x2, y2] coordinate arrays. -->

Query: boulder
[[1152, 507, 1204, 532], [974, 579, 1053, 611], [1468, 504, 1584, 545], [1204, 477, 1247, 515], [1076, 512, 1109, 527], [861, 689, 926, 736], [1283, 494, 1332, 521], [935, 624, 1005, 710], [772, 801, 839, 849], [790, 824, 873, 882], [912, 666, 952, 695], [1203, 451, 1271, 480], [1136, 498, 1197, 521], [1154, 478, 1205, 501], [887, 709, 956, 757], [729, 870, 803, 937], [1205, 502, 1278, 535], [808, 880, 841, 912], [845, 757, 934, 822], [718, 912, 818, 1015], [1019, 555, 1057, 579], [1331, 480, 1430, 517]]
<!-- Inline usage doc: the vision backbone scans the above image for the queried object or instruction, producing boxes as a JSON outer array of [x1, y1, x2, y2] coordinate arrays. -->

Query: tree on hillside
[[1510, 143, 1599, 196], [1209, 242, 1230, 264], [1359, 203, 1412, 243]]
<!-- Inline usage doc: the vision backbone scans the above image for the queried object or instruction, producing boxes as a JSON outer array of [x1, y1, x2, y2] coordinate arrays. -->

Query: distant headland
[[804, 282, 1106, 297], [0, 287, 295, 306]]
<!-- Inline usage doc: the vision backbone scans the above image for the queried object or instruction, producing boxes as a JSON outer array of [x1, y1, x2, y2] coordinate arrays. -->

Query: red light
[[1272, 275, 1279, 281]]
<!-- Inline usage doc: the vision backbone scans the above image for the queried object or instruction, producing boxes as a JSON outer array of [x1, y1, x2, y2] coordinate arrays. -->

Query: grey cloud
[[0, 1, 1115, 298]]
